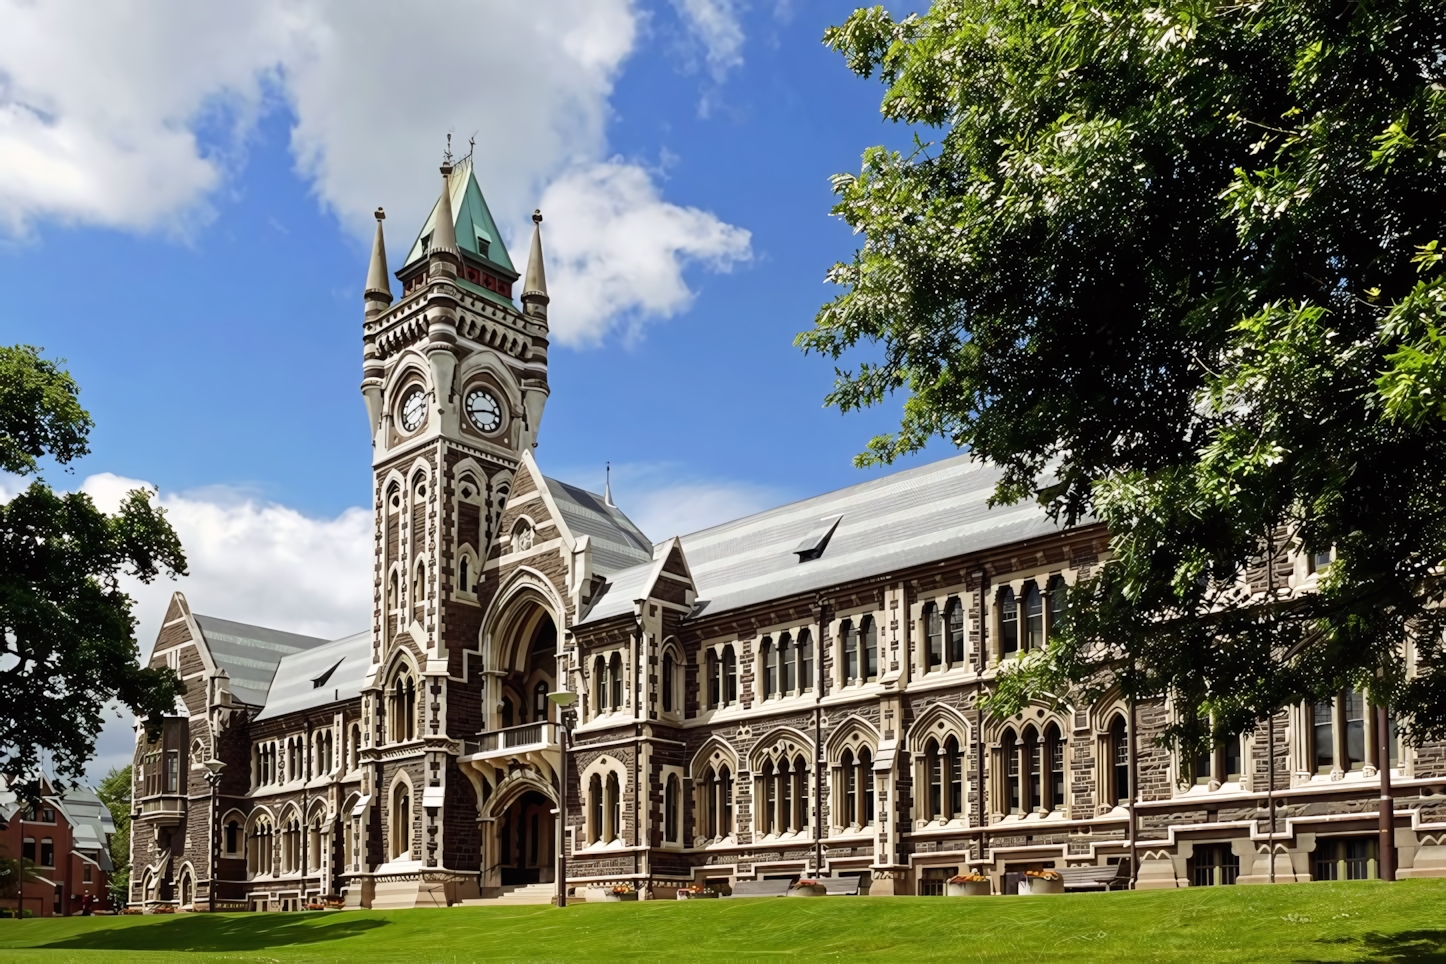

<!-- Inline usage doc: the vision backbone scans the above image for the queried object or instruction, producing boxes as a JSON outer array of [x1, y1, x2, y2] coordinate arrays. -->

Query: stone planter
[[676, 890, 719, 900], [1018, 876, 1064, 895], [946, 880, 992, 897], [599, 890, 639, 902], [786, 884, 828, 897]]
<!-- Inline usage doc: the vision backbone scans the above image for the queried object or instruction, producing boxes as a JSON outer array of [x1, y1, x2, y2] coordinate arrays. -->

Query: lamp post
[[202, 760, 226, 913], [548, 690, 577, 908]]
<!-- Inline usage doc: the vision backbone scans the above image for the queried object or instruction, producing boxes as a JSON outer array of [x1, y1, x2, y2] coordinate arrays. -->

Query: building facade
[[128, 156, 1446, 911], [1, 776, 116, 916]]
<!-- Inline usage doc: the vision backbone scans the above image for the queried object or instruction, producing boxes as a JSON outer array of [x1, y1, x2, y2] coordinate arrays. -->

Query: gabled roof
[[543, 475, 653, 576], [192, 615, 331, 709], [579, 453, 1073, 625], [401, 156, 516, 275], [253, 630, 370, 722], [53, 785, 115, 861]]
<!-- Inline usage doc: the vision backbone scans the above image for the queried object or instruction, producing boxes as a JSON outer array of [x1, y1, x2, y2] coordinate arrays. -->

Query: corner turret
[[521, 209, 549, 325]]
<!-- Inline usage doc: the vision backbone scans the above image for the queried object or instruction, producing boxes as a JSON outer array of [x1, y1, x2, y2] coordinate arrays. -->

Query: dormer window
[[421, 232, 433, 253]]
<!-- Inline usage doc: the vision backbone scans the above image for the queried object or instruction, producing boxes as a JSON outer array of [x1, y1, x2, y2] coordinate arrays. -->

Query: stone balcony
[[459, 722, 561, 782]]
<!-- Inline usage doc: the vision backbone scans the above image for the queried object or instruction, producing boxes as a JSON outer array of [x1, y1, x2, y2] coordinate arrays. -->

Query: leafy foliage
[[0, 345, 92, 477], [0, 347, 185, 785], [96, 765, 132, 905], [809, 1, 1446, 754]]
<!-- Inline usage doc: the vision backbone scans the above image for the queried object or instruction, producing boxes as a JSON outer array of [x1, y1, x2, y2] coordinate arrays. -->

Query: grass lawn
[[0, 878, 1442, 963]]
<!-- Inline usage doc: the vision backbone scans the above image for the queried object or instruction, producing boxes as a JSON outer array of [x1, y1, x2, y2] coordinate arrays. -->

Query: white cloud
[[71, 473, 372, 782], [0, 0, 749, 343], [537, 160, 751, 344], [671, 0, 745, 81], [79, 474, 372, 645]]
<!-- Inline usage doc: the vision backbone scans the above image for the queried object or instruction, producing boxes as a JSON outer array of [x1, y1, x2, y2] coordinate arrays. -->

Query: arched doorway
[[495, 790, 553, 885], [494, 610, 557, 730]]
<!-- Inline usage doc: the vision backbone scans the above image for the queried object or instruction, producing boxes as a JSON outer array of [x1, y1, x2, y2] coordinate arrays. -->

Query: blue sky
[[0, 1, 945, 777]]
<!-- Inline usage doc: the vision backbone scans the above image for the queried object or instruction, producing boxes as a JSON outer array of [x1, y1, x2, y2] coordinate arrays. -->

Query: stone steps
[[459, 882, 556, 906]]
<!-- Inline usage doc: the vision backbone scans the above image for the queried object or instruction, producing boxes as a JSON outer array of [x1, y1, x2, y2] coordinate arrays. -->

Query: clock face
[[465, 389, 502, 433], [399, 388, 427, 433]]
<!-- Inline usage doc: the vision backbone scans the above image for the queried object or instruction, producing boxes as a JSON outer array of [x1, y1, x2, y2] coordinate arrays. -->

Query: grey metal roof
[[543, 476, 653, 576], [579, 454, 1069, 625], [53, 785, 114, 860], [253, 630, 370, 722], [193, 614, 331, 708]]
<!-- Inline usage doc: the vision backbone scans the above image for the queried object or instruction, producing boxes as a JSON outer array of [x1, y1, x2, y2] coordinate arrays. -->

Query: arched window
[[350, 725, 361, 772], [392, 784, 411, 860], [609, 652, 624, 711], [798, 629, 815, 692], [719, 766, 734, 834], [700, 767, 717, 838], [1046, 723, 1065, 810], [762, 636, 776, 699], [589, 774, 604, 843], [860, 748, 875, 824], [946, 736, 963, 817], [501, 696, 515, 729], [841, 620, 858, 683], [225, 820, 239, 855], [761, 760, 777, 834], [1047, 575, 1067, 640], [706, 650, 721, 708], [1024, 726, 1042, 812], [387, 570, 401, 638], [946, 597, 965, 665], [1003, 728, 1021, 813], [1110, 716, 1130, 806], [594, 656, 608, 713], [926, 738, 942, 819], [841, 749, 857, 826], [778, 757, 793, 832], [925, 604, 943, 671], [861, 617, 878, 681], [412, 560, 427, 623], [665, 775, 680, 843], [1023, 583, 1044, 651], [605, 772, 621, 842], [793, 755, 809, 830], [779, 633, 795, 694], [723, 646, 737, 704], [534, 681, 550, 722], [458, 556, 470, 594], [662, 651, 676, 712], [1000, 588, 1019, 657]]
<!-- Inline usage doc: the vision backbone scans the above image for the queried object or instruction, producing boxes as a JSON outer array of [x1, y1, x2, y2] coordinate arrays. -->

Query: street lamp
[[547, 690, 577, 908], [202, 759, 226, 913]]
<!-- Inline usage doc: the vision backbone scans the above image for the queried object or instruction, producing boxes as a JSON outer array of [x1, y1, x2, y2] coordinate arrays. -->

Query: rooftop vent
[[312, 658, 344, 689], [794, 515, 843, 563]]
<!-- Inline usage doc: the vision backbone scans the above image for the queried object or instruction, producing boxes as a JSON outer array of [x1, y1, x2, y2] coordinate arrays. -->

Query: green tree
[[806, 1, 1446, 752], [0, 346, 186, 785], [0, 846, 38, 919], [95, 765, 132, 906]]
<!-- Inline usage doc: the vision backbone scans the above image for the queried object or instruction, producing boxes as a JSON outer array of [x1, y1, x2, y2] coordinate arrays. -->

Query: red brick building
[[0, 776, 116, 917]]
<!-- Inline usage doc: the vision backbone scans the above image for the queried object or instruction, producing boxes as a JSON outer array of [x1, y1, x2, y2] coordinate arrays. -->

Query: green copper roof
[[402, 157, 516, 275]]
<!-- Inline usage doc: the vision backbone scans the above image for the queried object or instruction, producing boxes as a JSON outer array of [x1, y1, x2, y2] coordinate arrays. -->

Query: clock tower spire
[[350, 153, 551, 904]]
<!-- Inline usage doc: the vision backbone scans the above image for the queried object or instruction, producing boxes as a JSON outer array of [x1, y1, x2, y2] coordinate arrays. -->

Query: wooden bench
[[1059, 860, 1132, 892], [724, 878, 795, 898]]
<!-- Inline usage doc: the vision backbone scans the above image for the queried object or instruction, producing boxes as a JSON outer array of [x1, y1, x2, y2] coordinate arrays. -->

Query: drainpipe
[[975, 570, 988, 866], [813, 597, 827, 875], [1267, 711, 1275, 884], [1127, 690, 1138, 889], [1378, 704, 1396, 881]]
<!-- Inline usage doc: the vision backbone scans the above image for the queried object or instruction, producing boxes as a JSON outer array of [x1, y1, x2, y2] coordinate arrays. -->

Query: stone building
[[128, 155, 1446, 911]]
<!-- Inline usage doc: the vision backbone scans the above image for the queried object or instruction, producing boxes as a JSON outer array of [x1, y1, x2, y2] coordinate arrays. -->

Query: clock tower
[[352, 154, 550, 905]]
